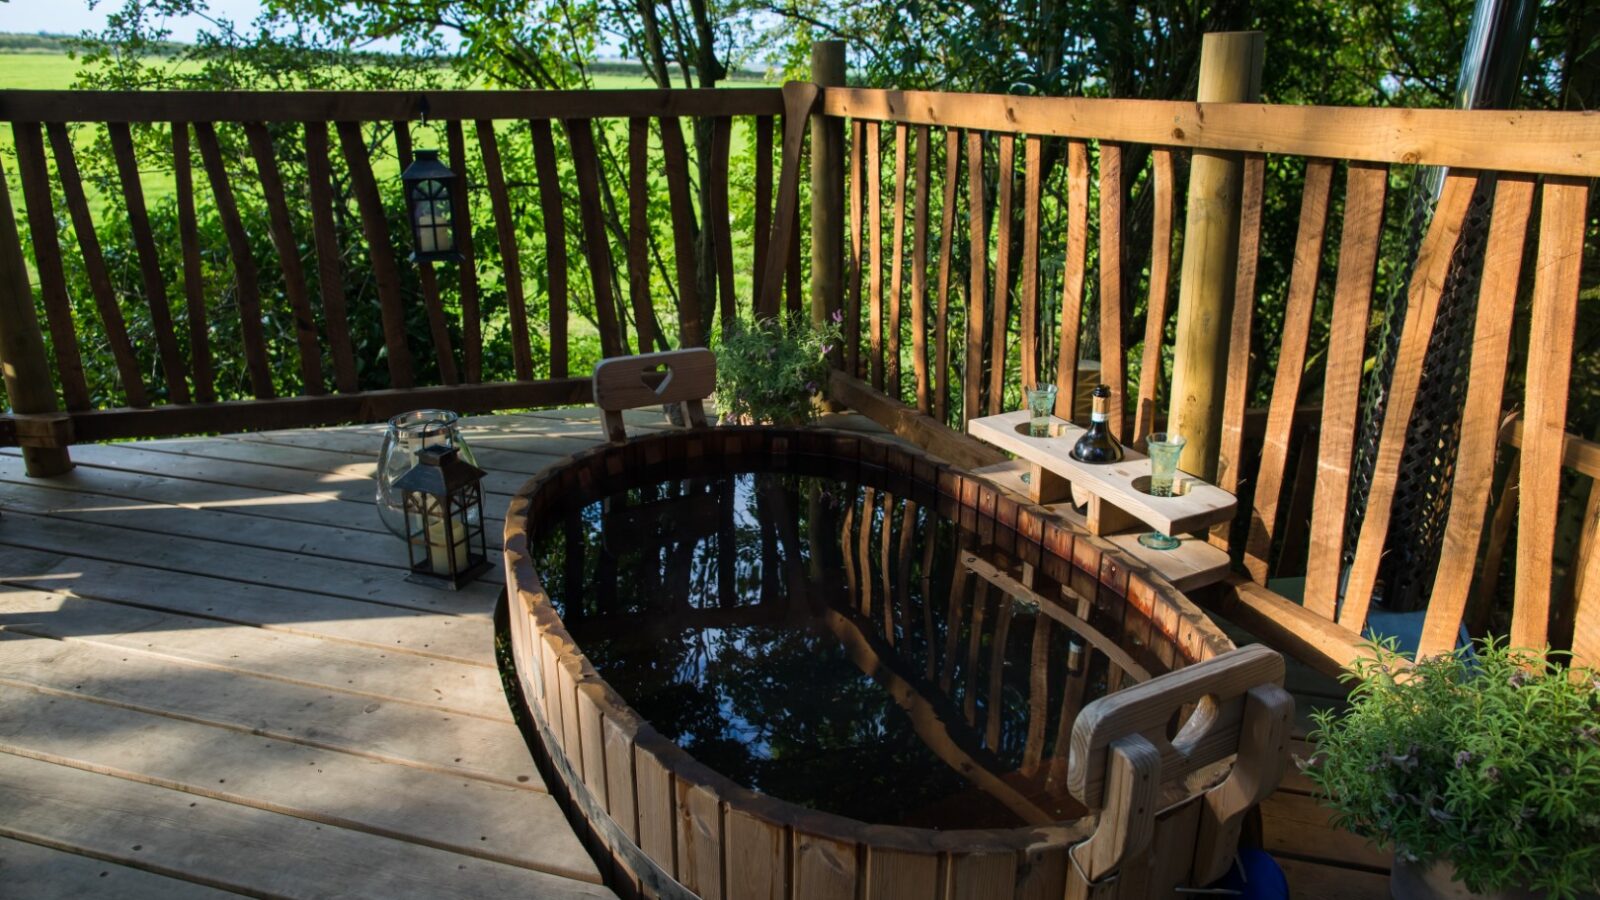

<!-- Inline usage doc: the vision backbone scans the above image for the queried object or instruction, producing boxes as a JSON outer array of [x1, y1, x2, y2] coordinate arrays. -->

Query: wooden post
[[810, 40, 846, 339], [1167, 32, 1263, 479], [0, 153, 72, 476]]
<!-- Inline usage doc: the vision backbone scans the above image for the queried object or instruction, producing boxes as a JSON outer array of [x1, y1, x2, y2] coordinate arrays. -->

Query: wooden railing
[[2, 70, 1597, 669], [0, 87, 804, 473], [810, 83, 1600, 669]]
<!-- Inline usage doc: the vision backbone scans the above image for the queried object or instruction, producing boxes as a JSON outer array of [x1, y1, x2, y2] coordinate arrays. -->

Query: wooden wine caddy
[[967, 410, 1237, 591]]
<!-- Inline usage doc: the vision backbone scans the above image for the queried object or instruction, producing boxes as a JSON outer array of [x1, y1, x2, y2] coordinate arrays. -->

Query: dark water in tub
[[530, 468, 1175, 829]]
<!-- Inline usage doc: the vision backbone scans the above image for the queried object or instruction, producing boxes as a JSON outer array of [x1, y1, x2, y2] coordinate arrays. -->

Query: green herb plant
[[715, 313, 842, 426], [1305, 639, 1600, 898]]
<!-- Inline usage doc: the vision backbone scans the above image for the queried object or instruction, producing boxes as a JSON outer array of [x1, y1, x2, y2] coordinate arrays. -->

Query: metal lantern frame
[[401, 149, 464, 263], [395, 444, 491, 589]]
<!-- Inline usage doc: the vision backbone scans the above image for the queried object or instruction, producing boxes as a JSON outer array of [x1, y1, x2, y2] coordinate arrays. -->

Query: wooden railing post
[[810, 40, 847, 341], [1167, 31, 1264, 478], [0, 152, 72, 476]]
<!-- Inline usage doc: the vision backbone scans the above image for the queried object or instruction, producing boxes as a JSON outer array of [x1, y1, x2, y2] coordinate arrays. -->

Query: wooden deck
[[0, 407, 1388, 898]]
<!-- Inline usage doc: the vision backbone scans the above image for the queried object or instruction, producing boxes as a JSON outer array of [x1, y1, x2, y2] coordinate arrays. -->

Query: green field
[[0, 52, 91, 89], [0, 52, 727, 91]]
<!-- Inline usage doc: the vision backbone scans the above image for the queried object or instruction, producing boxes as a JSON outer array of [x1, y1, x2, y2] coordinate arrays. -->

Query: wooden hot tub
[[502, 427, 1289, 900]]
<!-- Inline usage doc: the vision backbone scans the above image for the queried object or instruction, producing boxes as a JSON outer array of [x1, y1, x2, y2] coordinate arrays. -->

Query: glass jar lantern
[[376, 409, 478, 539], [395, 445, 491, 589]]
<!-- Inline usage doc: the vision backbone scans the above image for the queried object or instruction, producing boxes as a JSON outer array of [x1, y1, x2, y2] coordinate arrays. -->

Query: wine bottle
[[1071, 384, 1123, 463]]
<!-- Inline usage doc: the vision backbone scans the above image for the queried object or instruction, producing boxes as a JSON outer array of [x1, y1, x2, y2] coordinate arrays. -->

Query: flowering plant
[[1304, 639, 1600, 898], [715, 312, 841, 426]]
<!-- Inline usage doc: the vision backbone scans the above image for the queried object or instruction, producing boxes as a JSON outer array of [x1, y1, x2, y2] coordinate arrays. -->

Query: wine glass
[[376, 409, 480, 538], [1138, 432, 1186, 550]]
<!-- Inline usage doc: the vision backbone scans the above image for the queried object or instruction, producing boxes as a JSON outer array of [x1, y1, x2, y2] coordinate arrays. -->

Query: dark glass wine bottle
[[1071, 384, 1123, 463]]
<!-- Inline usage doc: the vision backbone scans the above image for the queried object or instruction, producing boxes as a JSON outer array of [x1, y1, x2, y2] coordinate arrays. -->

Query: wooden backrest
[[592, 347, 715, 441], [1064, 644, 1293, 893]]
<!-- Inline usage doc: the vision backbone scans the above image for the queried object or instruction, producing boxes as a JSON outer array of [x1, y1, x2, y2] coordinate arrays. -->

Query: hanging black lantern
[[395, 445, 491, 589], [401, 149, 463, 263]]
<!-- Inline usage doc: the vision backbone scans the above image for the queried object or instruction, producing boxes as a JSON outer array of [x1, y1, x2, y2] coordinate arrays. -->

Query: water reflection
[[532, 470, 1172, 829]]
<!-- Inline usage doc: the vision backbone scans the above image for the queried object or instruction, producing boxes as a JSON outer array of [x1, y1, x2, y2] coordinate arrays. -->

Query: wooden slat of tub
[[934, 129, 959, 424], [1015, 840, 1070, 900], [948, 848, 1018, 900], [537, 118, 578, 370], [245, 121, 326, 393], [635, 746, 678, 877], [195, 121, 275, 399], [793, 830, 857, 900], [478, 120, 533, 380], [988, 132, 1015, 416], [676, 779, 723, 900], [11, 121, 90, 410], [575, 682, 610, 810], [1096, 141, 1125, 438], [1019, 135, 1042, 390], [447, 120, 484, 383], [565, 118, 624, 359], [724, 807, 788, 900], [866, 846, 940, 899], [108, 121, 190, 403], [1053, 141, 1089, 420], [335, 120, 414, 389], [602, 716, 639, 843], [46, 122, 147, 407], [911, 124, 932, 413], [304, 121, 359, 394]]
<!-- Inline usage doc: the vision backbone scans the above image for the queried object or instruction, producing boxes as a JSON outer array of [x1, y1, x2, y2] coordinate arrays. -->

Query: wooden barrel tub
[[502, 427, 1283, 900]]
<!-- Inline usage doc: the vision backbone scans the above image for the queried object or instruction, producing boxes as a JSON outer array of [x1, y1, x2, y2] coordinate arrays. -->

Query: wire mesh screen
[[1344, 174, 1498, 614]]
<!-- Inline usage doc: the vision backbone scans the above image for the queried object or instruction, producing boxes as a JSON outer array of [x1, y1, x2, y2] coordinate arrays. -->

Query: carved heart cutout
[[639, 362, 674, 397]]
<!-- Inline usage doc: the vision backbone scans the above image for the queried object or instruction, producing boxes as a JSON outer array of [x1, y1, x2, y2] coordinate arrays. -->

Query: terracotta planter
[[1391, 858, 1597, 900]]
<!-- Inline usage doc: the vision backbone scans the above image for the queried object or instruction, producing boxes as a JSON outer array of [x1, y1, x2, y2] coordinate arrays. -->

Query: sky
[[4, 0, 268, 42], [1, 0, 423, 52]]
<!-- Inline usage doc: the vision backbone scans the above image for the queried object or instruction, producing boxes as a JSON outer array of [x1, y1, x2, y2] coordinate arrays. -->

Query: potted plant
[[714, 312, 841, 426], [1304, 639, 1600, 900]]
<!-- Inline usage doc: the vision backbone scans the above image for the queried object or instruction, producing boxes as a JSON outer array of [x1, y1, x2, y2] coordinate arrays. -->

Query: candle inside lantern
[[416, 198, 439, 253], [428, 514, 470, 575]]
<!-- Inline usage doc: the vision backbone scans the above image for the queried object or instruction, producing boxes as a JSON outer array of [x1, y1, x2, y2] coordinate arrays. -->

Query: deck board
[[0, 408, 1382, 899], [0, 411, 626, 898]]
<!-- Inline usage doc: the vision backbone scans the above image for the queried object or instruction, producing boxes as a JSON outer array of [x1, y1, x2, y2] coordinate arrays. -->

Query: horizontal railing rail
[[0, 88, 784, 123], [823, 87, 1600, 177]]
